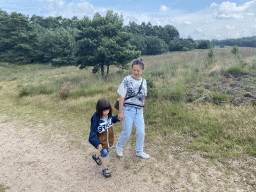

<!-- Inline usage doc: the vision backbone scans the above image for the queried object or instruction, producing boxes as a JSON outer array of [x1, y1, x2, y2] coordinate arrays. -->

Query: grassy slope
[[0, 47, 255, 161]]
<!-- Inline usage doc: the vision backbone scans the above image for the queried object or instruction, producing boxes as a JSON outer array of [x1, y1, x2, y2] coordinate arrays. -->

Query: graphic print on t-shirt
[[97, 118, 112, 133]]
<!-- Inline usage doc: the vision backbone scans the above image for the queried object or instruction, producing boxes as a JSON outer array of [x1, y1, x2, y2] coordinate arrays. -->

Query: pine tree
[[0, 12, 40, 63], [75, 10, 141, 76]]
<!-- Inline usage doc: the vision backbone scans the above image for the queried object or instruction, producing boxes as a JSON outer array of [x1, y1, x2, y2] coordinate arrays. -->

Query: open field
[[0, 47, 256, 191]]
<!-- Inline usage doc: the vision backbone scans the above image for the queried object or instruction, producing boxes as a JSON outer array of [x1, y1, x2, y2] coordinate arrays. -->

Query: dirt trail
[[0, 115, 255, 192], [0, 116, 164, 192]]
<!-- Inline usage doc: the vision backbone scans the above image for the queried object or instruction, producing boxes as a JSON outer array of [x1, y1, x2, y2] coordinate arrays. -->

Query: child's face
[[103, 109, 110, 117], [132, 65, 144, 79]]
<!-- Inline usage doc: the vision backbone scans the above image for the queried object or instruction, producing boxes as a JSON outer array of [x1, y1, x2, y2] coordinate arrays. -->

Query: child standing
[[116, 59, 149, 159], [89, 98, 119, 177]]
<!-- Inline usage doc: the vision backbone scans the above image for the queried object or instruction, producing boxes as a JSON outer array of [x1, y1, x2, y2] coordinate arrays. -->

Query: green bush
[[231, 45, 239, 55], [211, 91, 231, 105], [226, 65, 244, 76]]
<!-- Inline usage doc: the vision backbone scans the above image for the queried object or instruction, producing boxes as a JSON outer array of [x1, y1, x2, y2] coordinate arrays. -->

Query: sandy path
[[1, 115, 255, 192], [0, 116, 164, 192]]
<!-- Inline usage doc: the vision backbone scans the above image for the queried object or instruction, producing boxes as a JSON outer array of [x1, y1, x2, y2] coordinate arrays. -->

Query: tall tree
[[75, 10, 140, 76], [0, 12, 41, 63], [37, 27, 79, 66]]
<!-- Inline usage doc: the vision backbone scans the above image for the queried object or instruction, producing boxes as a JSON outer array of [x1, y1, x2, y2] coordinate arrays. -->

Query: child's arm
[[112, 115, 120, 124], [88, 115, 101, 149]]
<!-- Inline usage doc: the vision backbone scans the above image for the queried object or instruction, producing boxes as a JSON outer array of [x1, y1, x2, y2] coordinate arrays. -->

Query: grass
[[0, 47, 256, 161], [0, 184, 10, 192]]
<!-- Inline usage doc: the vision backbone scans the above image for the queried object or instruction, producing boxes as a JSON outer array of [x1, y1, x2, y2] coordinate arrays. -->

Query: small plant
[[59, 81, 74, 100], [211, 91, 231, 105], [0, 184, 10, 192], [208, 48, 214, 58], [231, 45, 239, 56]]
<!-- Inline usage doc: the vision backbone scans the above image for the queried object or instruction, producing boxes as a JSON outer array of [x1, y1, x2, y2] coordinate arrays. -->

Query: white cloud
[[214, 0, 256, 19], [159, 5, 168, 12], [210, 2, 218, 8]]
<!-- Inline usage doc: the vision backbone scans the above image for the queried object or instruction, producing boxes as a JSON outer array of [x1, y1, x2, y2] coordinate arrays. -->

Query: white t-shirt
[[117, 75, 147, 108]]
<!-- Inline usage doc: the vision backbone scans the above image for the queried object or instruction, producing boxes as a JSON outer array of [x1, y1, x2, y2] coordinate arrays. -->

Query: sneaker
[[116, 144, 123, 156], [136, 152, 149, 159]]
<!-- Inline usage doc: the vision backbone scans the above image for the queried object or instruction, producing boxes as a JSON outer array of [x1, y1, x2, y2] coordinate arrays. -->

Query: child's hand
[[97, 144, 102, 151]]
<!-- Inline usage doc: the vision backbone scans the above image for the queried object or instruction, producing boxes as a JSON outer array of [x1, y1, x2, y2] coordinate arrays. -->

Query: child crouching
[[89, 98, 119, 177]]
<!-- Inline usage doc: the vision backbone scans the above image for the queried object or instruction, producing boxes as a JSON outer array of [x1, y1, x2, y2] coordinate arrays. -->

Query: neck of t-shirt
[[131, 75, 142, 80]]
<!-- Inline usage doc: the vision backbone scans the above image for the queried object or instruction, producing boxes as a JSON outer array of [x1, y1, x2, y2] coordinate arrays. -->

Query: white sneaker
[[136, 152, 149, 159], [116, 144, 123, 156]]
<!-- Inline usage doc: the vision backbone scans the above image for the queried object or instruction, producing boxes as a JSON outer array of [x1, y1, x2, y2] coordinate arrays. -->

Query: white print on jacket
[[97, 118, 113, 133]]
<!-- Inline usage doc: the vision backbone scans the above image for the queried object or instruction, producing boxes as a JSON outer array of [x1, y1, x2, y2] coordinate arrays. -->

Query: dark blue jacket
[[89, 112, 119, 149]]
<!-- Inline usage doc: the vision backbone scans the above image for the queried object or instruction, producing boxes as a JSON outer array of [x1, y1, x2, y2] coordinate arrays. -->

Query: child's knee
[[100, 148, 110, 158]]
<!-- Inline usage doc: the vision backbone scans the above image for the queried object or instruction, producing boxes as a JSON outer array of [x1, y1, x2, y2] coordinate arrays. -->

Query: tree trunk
[[101, 62, 104, 77], [106, 64, 109, 76]]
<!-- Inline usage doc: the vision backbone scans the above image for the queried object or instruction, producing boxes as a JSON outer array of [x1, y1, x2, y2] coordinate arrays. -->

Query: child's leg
[[95, 153, 101, 164], [100, 148, 110, 169], [101, 157, 107, 169], [100, 148, 111, 177]]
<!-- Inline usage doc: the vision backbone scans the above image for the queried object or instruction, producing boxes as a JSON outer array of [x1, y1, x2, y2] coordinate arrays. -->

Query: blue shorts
[[100, 148, 110, 158]]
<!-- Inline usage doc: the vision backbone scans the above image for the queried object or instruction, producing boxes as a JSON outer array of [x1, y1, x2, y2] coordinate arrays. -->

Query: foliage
[[212, 36, 256, 48], [231, 45, 240, 55], [18, 84, 55, 97], [59, 82, 74, 100], [144, 36, 169, 55], [129, 34, 147, 55], [225, 65, 244, 76], [208, 48, 214, 58], [197, 40, 212, 49], [75, 10, 141, 76], [30, 15, 62, 29], [211, 91, 231, 105], [0, 12, 41, 63], [37, 27, 79, 66], [124, 22, 179, 45], [169, 37, 196, 52]]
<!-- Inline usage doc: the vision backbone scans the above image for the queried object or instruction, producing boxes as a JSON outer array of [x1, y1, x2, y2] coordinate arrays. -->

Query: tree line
[[0, 9, 211, 76], [211, 36, 256, 48]]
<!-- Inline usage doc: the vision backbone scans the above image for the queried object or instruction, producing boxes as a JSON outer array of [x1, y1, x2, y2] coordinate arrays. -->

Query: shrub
[[231, 45, 239, 55], [208, 48, 214, 58], [59, 82, 74, 100], [211, 91, 231, 105], [197, 40, 212, 49], [226, 65, 244, 76]]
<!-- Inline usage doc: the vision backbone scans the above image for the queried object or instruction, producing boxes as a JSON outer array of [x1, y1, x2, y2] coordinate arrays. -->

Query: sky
[[1, 0, 256, 40]]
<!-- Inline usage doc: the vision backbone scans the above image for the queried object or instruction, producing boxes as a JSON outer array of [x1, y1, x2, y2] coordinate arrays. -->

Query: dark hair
[[132, 59, 145, 69], [96, 98, 112, 118]]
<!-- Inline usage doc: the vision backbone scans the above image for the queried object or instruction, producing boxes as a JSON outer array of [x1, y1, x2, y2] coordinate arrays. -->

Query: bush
[[144, 36, 169, 55], [208, 48, 214, 58], [226, 65, 244, 76], [197, 40, 212, 49], [59, 82, 74, 100], [231, 45, 239, 56], [211, 91, 231, 105]]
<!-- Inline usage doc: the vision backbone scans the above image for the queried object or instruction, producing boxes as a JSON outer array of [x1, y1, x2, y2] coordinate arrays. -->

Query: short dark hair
[[132, 59, 145, 69], [96, 98, 112, 118]]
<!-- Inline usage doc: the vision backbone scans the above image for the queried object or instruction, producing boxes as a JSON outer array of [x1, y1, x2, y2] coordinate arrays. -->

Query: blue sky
[[1, 0, 256, 40]]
